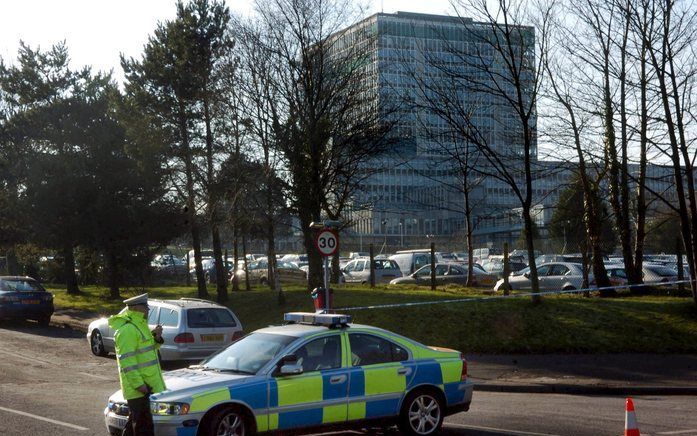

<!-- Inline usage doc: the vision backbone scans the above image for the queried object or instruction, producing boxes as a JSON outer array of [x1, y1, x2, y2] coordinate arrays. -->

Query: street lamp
[[399, 222, 404, 247]]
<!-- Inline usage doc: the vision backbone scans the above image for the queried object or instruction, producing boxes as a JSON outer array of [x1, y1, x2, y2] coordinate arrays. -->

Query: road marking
[[444, 422, 562, 436], [657, 431, 697, 435], [0, 406, 89, 431]]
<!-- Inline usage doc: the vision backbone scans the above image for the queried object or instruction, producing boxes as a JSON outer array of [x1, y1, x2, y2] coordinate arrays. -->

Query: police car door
[[347, 332, 412, 421], [272, 333, 349, 430]]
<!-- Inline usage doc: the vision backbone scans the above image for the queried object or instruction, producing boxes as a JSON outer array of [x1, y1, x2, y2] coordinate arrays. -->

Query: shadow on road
[[0, 320, 84, 339]]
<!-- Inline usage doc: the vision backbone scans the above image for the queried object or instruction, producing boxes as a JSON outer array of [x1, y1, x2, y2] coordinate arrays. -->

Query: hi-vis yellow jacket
[[109, 310, 165, 400]]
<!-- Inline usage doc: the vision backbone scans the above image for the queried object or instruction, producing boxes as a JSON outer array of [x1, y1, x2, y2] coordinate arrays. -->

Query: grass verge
[[48, 283, 697, 354]]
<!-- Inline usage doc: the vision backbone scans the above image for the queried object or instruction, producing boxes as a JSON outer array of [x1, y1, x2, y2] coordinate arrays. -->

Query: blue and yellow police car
[[105, 312, 474, 436]]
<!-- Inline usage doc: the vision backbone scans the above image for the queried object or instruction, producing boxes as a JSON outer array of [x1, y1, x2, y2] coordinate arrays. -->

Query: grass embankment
[[49, 283, 697, 354]]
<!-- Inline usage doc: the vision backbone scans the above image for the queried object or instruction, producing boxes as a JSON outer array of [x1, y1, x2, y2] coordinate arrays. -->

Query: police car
[[105, 312, 474, 436]]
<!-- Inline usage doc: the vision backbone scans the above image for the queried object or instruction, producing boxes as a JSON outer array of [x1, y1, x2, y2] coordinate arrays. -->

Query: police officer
[[108, 293, 166, 436]]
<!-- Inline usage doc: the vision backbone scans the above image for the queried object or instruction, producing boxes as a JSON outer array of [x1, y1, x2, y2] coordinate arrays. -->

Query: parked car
[[104, 312, 473, 436], [604, 264, 629, 291], [87, 298, 243, 362], [0, 276, 54, 326], [436, 252, 458, 262], [389, 250, 433, 276], [339, 257, 352, 268], [182, 249, 214, 269], [281, 253, 309, 268], [341, 258, 403, 284], [348, 251, 369, 259], [494, 262, 589, 292], [390, 263, 497, 287], [189, 257, 241, 284], [642, 263, 679, 285], [234, 259, 307, 285], [481, 259, 528, 278], [151, 254, 188, 277], [453, 252, 469, 262]]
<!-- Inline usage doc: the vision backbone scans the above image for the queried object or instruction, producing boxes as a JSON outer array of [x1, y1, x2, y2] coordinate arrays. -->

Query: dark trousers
[[122, 395, 154, 436]]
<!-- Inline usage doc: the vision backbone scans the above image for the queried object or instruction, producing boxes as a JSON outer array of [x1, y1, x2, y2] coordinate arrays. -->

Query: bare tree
[[249, 0, 394, 289], [448, 0, 554, 299], [634, 0, 697, 304], [543, 8, 613, 293]]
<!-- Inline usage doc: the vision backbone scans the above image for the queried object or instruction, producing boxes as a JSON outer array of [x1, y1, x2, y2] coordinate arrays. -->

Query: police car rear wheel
[[208, 407, 248, 436], [399, 391, 444, 436], [90, 330, 107, 356]]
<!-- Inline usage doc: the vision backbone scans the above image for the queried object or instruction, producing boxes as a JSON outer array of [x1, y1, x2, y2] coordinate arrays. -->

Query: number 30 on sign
[[315, 229, 339, 257]]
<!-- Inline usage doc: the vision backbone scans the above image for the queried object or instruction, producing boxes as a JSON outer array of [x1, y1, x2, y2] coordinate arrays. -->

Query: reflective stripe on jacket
[[108, 309, 165, 400]]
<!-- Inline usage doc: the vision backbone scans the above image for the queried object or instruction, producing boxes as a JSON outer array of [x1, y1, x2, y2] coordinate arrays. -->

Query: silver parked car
[[87, 298, 243, 362], [494, 262, 589, 292], [642, 263, 679, 285], [341, 258, 403, 283]]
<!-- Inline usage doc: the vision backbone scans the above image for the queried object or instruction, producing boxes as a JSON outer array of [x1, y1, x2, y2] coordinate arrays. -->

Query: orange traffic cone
[[624, 398, 640, 436]]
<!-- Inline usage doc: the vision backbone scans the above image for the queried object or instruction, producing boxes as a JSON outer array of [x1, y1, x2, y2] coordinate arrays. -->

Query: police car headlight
[[150, 402, 190, 415]]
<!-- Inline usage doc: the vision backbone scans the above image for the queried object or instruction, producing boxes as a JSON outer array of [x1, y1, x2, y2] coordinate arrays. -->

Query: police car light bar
[[284, 312, 352, 327]]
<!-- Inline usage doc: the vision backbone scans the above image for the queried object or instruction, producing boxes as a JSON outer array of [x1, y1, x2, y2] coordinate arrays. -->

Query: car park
[[341, 258, 403, 283], [0, 276, 54, 326], [390, 263, 497, 287], [104, 312, 473, 436], [87, 298, 243, 362], [494, 262, 588, 292], [234, 259, 307, 285]]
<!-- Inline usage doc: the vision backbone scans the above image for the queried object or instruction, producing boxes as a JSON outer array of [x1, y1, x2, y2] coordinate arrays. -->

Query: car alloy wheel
[[407, 394, 442, 435], [90, 330, 107, 356], [215, 410, 245, 436]]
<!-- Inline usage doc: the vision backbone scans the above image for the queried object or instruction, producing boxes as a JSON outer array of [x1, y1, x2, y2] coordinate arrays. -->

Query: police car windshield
[[202, 332, 296, 374]]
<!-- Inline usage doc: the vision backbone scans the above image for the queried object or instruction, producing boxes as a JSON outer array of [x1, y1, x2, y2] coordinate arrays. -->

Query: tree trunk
[[618, 4, 639, 285], [212, 224, 228, 302], [464, 181, 474, 287], [178, 105, 207, 299], [331, 252, 341, 284], [242, 236, 250, 291], [634, 31, 648, 284], [63, 244, 80, 295], [522, 207, 540, 304], [5, 248, 20, 276], [232, 228, 239, 292], [106, 251, 120, 300], [300, 206, 323, 290]]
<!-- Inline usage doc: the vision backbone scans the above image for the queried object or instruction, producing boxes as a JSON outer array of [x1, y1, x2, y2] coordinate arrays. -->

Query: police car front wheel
[[399, 390, 444, 436], [204, 406, 249, 436]]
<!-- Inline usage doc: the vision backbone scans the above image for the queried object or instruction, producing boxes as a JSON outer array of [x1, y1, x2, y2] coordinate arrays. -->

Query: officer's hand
[[152, 324, 163, 338], [136, 385, 149, 395]]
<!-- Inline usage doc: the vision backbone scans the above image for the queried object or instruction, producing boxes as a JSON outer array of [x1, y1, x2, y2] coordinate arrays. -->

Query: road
[[0, 322, 696, 436]]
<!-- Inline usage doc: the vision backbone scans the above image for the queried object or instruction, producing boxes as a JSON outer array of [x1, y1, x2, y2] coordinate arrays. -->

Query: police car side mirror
[[275, 354, 303, 376]]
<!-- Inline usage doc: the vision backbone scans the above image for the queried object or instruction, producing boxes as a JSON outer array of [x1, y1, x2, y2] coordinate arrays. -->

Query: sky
[[0, 0, 453, 83]]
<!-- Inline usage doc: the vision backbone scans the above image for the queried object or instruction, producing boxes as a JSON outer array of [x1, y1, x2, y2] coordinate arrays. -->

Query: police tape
[[334, 278, 694, 312]]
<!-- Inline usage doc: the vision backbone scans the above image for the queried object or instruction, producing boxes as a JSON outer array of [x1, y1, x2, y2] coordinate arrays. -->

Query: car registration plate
[[23, 299, 40, 304], [201, 334, 224, 342], [108, 415, 128, 429]]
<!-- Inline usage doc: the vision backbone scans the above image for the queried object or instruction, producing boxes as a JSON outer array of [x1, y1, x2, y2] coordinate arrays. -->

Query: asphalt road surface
[[1, 322, 696, 436]]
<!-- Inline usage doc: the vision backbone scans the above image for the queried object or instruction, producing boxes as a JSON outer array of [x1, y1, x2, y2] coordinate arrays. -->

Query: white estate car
[[87, 298, 243, 362]]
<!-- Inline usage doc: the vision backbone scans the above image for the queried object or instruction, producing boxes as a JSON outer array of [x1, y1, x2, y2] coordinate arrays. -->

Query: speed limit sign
[[315, 229, 339, 257]]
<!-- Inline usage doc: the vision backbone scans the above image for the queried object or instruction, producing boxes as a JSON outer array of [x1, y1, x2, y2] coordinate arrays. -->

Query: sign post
[[314, 228, 339, 312]]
